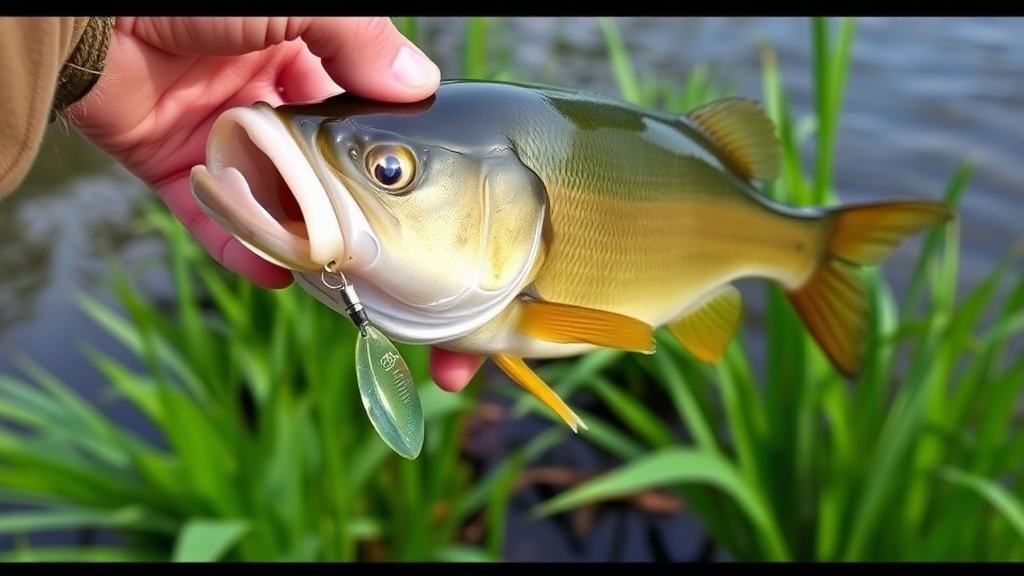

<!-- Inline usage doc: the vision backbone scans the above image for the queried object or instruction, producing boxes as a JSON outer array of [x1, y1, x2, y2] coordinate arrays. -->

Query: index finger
[[293, 17, 441, 102]]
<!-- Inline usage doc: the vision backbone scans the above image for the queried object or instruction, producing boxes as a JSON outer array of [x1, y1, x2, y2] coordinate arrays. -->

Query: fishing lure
[[322, 265, 424, 460]]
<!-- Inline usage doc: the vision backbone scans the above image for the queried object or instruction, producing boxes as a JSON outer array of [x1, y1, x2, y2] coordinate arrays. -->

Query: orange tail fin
[[787, 201, 954, 378]]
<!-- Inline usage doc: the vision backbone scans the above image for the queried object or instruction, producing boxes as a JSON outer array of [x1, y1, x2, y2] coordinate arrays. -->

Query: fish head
[[190, 86, 549, 344]]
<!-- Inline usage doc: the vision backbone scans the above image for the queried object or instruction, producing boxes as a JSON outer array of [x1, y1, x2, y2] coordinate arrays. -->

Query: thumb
[[292, 17, 441, 102]]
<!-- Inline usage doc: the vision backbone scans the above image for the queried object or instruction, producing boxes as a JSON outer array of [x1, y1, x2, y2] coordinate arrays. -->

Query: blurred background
[[1, 17, 1022, 562]]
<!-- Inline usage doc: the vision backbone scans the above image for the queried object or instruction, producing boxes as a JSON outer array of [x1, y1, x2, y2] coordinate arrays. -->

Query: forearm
[[0, 17, 113, 197]]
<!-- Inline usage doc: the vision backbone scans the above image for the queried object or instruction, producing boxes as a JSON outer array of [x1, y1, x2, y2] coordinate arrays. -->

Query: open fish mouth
[[189, 104, 377, 273]]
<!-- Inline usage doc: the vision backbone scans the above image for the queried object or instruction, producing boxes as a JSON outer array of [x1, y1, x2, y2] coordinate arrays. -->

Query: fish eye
[[365, 145, 416, 193]]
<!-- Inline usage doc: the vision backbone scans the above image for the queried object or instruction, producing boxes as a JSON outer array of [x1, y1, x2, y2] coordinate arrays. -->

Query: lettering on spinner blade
[[379, 351, 415, 407]]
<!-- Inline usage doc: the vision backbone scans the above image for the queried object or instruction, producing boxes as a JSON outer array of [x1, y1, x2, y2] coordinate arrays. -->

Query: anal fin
[[667, 284, 742, 363], [518, 298, 655, 354], [492, 354, 586, 432]]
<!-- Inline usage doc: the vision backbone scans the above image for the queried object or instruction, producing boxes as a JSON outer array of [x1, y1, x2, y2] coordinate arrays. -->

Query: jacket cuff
[[51, 17, 114, 120]]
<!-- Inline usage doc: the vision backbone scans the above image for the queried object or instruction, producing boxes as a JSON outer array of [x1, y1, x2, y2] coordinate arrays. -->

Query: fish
[[189, 80, 954, 432]]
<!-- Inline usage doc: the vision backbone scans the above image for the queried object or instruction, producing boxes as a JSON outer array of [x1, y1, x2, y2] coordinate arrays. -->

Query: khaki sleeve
[[0, 17, 98, 197]]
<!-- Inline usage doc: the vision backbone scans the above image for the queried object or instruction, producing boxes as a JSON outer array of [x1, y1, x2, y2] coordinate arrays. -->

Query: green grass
[[2, 17, 1022, 562], [0, 204, 562, 561], [535, 17, 1024, 561]]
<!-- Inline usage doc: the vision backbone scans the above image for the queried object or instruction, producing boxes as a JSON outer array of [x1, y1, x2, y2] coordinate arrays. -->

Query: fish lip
[[190, 104, 379, 272]]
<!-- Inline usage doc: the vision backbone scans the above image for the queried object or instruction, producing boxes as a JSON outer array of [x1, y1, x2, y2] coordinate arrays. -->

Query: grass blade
[[171, 519, 250, 562], [0, 546, 164, 562], [0, 505, 176, 535], [598, 18, 641, 105], [941, 467, 1024, 546], [537, 447, 789, 561]]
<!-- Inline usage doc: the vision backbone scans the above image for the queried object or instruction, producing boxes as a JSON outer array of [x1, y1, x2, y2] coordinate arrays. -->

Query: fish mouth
[[190, 104, 377, 273]]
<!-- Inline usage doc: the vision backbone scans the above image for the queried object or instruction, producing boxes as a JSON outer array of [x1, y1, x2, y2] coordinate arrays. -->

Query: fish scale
[[521, 137, 820, 324]]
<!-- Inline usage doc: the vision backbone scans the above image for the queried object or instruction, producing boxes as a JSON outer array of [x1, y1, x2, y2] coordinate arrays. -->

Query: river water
[[1, 17, 1021, 561]]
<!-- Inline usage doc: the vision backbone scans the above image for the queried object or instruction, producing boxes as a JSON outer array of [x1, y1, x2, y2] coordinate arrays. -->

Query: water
[[1, 17, 1021, 561]]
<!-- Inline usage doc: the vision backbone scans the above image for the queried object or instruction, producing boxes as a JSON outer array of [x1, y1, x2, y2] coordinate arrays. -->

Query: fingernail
[[391, 44, 439, 89]]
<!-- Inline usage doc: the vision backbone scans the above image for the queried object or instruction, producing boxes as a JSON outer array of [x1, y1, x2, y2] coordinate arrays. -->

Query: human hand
[[70, 17, 439, 288], [69, 18, 488, 392], [429, 349, 485, 393]]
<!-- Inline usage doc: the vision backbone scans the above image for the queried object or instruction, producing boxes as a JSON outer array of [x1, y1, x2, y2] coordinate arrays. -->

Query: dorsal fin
[[687, 98, 781, 182]]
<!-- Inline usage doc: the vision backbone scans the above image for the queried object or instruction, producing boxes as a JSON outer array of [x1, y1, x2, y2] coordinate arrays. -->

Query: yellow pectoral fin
[[518, 299, 656, 354], [667, 284, 742, 364], [492, 354, 586, 432]]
